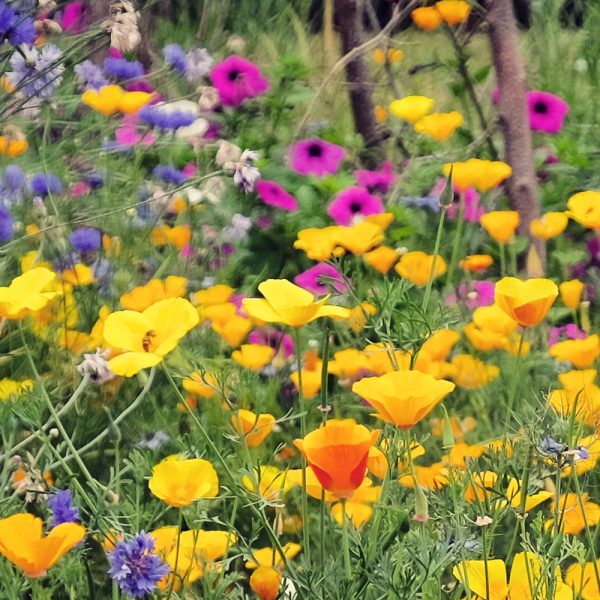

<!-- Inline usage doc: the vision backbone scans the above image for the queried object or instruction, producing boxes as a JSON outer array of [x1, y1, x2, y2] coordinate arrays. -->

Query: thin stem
[[481, 525, 490, 600], [341, 498, 352, 579], [445, 195, 466, 292], [499, 243, 507, 277], [504, 328, 526, 430], [422, 206, 447, 314], [166, 509, 184, 600]]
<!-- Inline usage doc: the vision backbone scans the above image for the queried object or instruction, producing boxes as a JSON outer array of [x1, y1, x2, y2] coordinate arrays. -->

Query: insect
[[142, 330, 156, 352]]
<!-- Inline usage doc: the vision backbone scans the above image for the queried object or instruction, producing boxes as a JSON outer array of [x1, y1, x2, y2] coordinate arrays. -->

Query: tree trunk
[[486, 0, 545, 273], [334, 0, 383, 166]]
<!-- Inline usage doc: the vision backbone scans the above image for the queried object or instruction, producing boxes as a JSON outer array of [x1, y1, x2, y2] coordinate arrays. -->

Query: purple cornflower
[[70, 227, 102, 252], [152, 164, 186, 186], [354, 161, 395, 194], [210, 55, 269, 107], [0, 203, 13, 242], [327, 186, 384, 226], [31, 172, 63, 197], [138, 104, 196, 130], [185, 48, 213, 82], [0, 2, 36, 47], [74, 60, 108, 91], [163, 43, 187, 75], [103, 57, 144, 80], [255, 179, 298, 212], [7, 44, 64, 99], [108, 533, 170, 598], [289, 138, 346, 178], [48, 489, 79, 525], [527, 90, 569, 135], [294, 263, 348, 296]]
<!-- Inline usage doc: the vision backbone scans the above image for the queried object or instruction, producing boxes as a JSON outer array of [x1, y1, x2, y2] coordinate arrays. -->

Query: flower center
[[533, 101, 549, 114], [349, 201, 363, 213], [227, 69, 240, 81], [307, 143, 323, 158]]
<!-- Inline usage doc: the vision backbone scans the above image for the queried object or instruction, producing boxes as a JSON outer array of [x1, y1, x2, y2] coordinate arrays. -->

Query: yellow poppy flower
[[0, 267, 57, 320], [546, 493, 600, 535], [0, 378, 33, 401], [346, 302, 377, 333], [243, 279, 350, 328], [411, 7, 443, 30], [290, 353, 323, 398], [0, 513, 85, 578], [548, 384, 600, 427], [443, 159, 512, 192], [414, 111, 464, 141], [183, 371, 219, 399], [194, 284, 235, 306], [333, 221, 385, 255], [151, 224, 192, 249], [232, 344, 274, 370], [435, 0, 471, 25], [399, 462, 448, 490], [566, 191, 600, 229], [148, 455, 219, 507], [119, 91, 153, 114], [559, 279, 585, 310], [0, 135, 28, 157], [364, 245, 399, 274], [529, 211, 568, 240], [480, 211, 520, 244], [446, 441, 485, 470], [389, 95, 435, 123], [566, 561, 600, 600], [328, 348, 371, 380], [330, 481, 381, 528], [449, 354, 500, 389], [231, 409, 275, 448], [242, 466, 294, 502], [422, 329, 460, 361], [120, 276, 187, 311], [102, 297, 199, 376], [504, 478, 552, 511], [550, 334, 600, 369], [562, 435, 600, 477], [352, 370, 455, 429], [494, 277, 558, 327], [245, 542, 301, 570], [81, 84, 125, 116], [211, 314, 252, 346], [293, 226, 342, 261], [395, 251, 447, 286]]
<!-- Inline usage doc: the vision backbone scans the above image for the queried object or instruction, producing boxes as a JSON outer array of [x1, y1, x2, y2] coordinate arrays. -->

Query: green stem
[[166, 509, 184, 600], [481, 525, 490, 600], [504, 328, 526, 430], [499, 243, 507, 277], [422, 207, 447, 314], [445, 196, 466, 292], [341, 498, 352, 579]]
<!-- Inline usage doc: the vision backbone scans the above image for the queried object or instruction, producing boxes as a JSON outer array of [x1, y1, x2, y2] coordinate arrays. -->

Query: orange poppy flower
[[395, 251, 447, 286], [559, 279, 585, 310], [480, 211, 520, 244], [460, 254, 494, 272], [435, 1, 471, 25], [411, 6, 443, 30], [494, 277, 558, 327], [231, 409, 275, 448], [293, 419, 379, 499]]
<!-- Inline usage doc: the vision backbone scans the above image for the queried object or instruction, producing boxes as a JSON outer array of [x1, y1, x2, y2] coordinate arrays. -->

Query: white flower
[[77, 349, 115, 383], [215, 140, 241, 166]]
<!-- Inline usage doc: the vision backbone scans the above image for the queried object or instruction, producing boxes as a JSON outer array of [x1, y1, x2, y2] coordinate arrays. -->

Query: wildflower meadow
[[1, 0, 600, 598]]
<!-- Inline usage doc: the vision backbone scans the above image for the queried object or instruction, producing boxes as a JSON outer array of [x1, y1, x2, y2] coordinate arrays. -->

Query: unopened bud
[[441, 407, 455, 451], [580, 301, 591, 333], [413, 483, 429, 523], [48, 428, 59, 439]]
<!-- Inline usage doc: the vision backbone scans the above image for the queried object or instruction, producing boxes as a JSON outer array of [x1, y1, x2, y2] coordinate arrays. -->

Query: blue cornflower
[[108, 533, 170, 598], [138, 105, 196, 130], [0, 3, 36, 47], [163, 44, 187, 75], [152, 164, 186, 186], [0, 165, 25, 204], [48, 489, 79, 526], [7, 44, 64, 99], [75, 60, 109, 91], [0, 203, 13, 242], [84, 171, 105, 189], [31, 172, 63, 197], [539, 436, 566, 456], [103, 57, 144, 80], [70, 227, 102, 252]]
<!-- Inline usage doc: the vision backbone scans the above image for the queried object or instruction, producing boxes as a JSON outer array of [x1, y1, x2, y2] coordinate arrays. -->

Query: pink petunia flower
[[289, 138, 346, 178], [354, 161, 395, 194], [294, 263, 348, 296], [210, 55, 270, 108], [327, 186, 384, 226], [255, 180, 299, 212]]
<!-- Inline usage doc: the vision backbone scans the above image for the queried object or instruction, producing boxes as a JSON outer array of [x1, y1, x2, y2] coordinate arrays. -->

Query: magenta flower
[[115, 115, 155, 148], [62, 1, 87, 33], [249, 328, 295, 357], [527, 90, 569, 134], [256, 179, 299, 212], [354, 161, 395, 194], [294, 263, 348, 296], [446, 281, 495, 310], [327, 185, 384, 226], [210, 55, 270, 108], [548, 324, 587, 347], [289, 138, 346, 178]]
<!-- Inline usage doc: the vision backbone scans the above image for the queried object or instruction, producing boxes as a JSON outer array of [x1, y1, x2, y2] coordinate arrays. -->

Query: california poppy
[[231, 409, 275, 448], [414, 111, 464, 141], [411, 6, 443, 30], [395, 251, 447, 286], [494, 277, 558, 327], [480, 211, 520, 244], [352, 370, 455, 429], [529, 212, 568, 240], [559, 279, 585, 310], [389, 95, 435, 123], [148, 455, 219, 507], [293, 419, 379, 499], [243, 279, 350, 328], [566, 191, 600, 229], [0, 267, 57, 319]]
